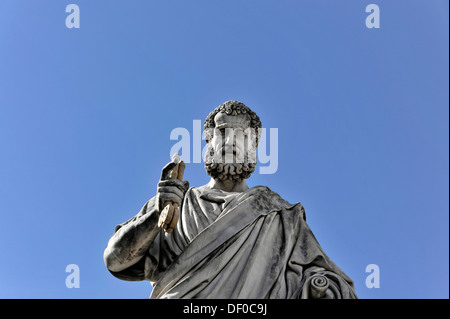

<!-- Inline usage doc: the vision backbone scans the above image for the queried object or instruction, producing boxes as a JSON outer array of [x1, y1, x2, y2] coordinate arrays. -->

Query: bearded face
[[203, 102, 261, 183], [204, 126, 258, 182]]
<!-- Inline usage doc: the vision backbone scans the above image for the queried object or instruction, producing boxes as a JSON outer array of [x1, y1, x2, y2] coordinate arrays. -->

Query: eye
[[213, 128, 225, 139]]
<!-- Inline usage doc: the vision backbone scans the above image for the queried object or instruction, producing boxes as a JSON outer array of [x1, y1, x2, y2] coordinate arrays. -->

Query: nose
[[223, 131, 235, 146]]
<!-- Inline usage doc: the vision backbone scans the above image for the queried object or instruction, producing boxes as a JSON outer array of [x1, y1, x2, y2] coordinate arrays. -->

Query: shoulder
[[248, 186, 292, 205], [249, 186, 307, 221]]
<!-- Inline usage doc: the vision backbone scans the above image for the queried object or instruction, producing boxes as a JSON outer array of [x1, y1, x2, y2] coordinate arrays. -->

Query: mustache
[[204, 147, 256, 165], [217, 144, 238, 155]]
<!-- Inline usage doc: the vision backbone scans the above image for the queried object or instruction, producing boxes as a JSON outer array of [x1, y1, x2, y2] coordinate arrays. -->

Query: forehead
[[213, 112, 251, 129]]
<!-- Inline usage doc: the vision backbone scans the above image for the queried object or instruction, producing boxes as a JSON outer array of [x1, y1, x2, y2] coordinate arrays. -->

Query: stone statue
[[103, 100, 357, 299]]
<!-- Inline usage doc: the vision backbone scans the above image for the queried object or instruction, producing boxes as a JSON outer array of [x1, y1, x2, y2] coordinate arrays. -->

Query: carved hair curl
[[203, 100, 262, 144]]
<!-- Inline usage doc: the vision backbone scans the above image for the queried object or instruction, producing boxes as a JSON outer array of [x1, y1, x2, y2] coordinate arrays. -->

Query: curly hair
[[204, 100, 262, 144]]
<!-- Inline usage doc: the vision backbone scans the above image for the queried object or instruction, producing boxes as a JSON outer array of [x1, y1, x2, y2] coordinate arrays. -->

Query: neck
[[207, 178, 249, 192]]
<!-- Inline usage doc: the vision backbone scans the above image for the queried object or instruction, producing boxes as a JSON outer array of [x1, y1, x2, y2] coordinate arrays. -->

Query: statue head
[[203, 100, 262, 182]]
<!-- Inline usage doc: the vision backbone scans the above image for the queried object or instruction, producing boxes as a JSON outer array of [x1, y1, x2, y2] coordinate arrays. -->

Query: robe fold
[[107, 186, 357, 299]]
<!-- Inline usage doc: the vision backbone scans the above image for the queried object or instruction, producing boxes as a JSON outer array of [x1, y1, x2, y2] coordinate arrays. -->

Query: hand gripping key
[[158, 154, 185, 233]]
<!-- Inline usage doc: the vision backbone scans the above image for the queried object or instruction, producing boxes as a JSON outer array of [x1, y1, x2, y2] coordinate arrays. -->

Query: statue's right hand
[[156, 179, 187, 211], [156, 161, 189, 212]]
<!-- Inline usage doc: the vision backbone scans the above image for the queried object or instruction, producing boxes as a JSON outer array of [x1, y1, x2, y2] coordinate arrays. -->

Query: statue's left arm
[[283, 202, 358, 299]]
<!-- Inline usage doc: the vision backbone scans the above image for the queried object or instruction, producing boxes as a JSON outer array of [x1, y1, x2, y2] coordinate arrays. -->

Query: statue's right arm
[[104, 160, 188, 279], [103, 196, 160, 273]]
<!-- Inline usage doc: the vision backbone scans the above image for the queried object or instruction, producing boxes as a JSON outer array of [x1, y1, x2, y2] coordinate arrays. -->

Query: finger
[[160, 161, 179, 181], [158, 179, 187, 192], [156, 184, 185, 197], [157, 192, 182, 205], [157, 186, 184, 199]]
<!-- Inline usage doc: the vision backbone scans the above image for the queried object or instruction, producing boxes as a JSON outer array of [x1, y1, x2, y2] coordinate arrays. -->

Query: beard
[[204, 144, 256, 182], [205, 162, 256, 182]]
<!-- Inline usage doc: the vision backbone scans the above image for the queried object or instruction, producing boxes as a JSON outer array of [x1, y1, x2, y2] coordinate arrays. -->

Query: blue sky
[[0, 0, 448, 299]]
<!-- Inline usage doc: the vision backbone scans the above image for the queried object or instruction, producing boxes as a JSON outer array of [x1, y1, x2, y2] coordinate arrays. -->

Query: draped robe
[[106, 186, 357, 299]]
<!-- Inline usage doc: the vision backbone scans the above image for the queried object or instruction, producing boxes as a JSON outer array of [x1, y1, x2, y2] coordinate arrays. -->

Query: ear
[[203, 128, 214, 143]]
